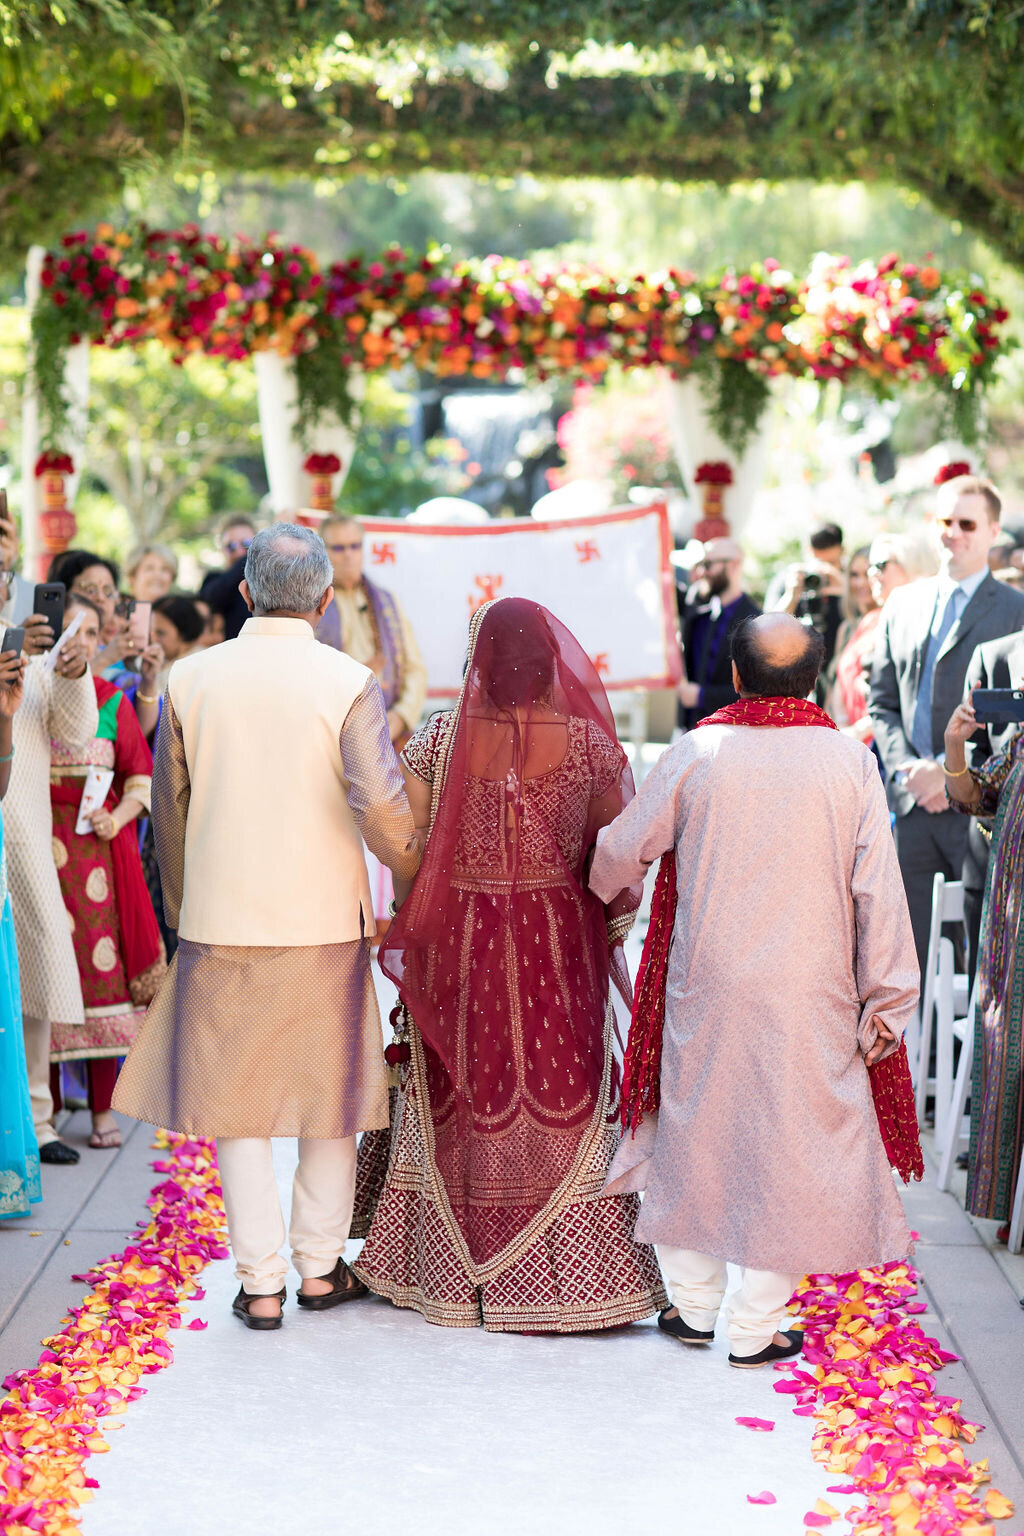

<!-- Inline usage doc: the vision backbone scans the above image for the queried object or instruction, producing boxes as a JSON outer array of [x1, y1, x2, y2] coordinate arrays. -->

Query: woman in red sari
[[48, 596, 165, 1149], [354, 597, 666, 1331]]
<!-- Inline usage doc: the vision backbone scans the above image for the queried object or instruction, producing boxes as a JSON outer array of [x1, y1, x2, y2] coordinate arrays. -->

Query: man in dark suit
[[868, 475, 1024, 975], [960, 630, 1024, 980], [676, 538, 761, 730]]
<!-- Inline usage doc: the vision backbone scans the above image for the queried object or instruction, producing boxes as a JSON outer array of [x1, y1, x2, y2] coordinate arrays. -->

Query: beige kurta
[[322, 585, 427, 732], [113, 640, 421, 1138], [3, 654, 98, 1022], [590, 725, 918, 1277]]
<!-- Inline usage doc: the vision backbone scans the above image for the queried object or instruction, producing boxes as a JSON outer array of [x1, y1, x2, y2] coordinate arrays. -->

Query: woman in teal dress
[[0, 638, 41, 1221]]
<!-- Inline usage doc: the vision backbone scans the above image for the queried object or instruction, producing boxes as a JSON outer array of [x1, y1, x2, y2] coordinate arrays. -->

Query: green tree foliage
[[2, 2, 1024, 271]]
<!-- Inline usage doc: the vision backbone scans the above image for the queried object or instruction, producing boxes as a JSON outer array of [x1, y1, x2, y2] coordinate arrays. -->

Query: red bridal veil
[[379, 598, 640, 1265]]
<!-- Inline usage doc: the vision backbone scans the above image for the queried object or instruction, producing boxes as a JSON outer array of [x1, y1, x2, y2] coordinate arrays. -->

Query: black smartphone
[[973, 688, 1024, 724], [1, 627, 25, 657], [32, 582, 65, 647]]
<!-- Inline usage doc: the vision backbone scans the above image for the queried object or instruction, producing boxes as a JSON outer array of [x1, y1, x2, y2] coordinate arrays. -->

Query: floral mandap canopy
[[31, 223, 1011, 459]]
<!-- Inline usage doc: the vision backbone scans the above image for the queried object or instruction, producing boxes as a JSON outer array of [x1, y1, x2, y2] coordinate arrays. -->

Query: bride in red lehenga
[[353, 597, 666, 1331]]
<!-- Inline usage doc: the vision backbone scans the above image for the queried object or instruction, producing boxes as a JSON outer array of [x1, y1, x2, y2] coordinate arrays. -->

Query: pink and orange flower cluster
[[776, 1258, 1014, 1533], [34, 226, 1011, 442], [0, 1133, 227, 1535]]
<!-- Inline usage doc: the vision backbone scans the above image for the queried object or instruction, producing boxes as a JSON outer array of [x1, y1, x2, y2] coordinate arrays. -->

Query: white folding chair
[[915, 874, 969, 1123], [936, 971, 978, 1190], [1008, 1149, 1024, 1254]]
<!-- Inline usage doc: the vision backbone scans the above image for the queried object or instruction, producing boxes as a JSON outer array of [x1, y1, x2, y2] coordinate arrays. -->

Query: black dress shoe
[[729, 1329, 804, 1369], [232, 1286, 286, 1330], [39, 1140, 80, 1165], [296, 1257, 368, 1310], [658, 1308, 715, 1344]]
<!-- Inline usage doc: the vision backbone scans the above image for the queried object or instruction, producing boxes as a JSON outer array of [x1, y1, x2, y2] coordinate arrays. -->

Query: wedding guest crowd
[[3, 463, 1024, 1304]]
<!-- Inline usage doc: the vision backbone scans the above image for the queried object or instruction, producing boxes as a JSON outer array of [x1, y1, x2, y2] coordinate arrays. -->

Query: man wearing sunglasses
[[868, 475, 1024, 976], [198, 514, 257, 642], [315, 515, 426, 748], [676, 538, 760, 731]]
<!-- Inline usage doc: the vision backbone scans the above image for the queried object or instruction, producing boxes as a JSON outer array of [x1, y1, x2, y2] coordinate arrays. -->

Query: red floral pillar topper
[[302, 452, 343, 523], [933, 461, 972, 486], [693, 460, 733, 541], [34, 451, 77, 558]]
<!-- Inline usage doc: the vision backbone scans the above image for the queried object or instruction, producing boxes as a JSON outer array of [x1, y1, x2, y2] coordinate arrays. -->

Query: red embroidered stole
[[621, 696, 923, 1182]]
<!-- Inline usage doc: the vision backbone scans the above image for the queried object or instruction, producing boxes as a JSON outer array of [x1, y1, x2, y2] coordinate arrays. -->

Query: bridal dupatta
[[622, 696, 924, 1183], [378, 598, 641, 1269]]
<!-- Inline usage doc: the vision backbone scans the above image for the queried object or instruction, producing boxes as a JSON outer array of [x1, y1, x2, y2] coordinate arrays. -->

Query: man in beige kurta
[[1, 572, 98, 1163], [316, 514, 426, 742], [114, 525, 420, 1326], [590, 614, 918, 1364]]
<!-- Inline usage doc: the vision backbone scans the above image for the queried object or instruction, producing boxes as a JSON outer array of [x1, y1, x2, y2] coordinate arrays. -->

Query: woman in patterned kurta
[[945, 697, 1024, 1228], [354, 598, 666, 1332], [49, 598, 165, 1149]]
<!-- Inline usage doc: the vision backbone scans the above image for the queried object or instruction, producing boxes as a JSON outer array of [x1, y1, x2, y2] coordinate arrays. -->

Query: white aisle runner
[[80, 943, 850, 1536], [81, 1226, 844, 1536]]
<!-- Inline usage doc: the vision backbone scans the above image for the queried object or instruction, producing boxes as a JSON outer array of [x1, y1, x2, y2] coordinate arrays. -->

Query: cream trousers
[[659, 1245, 800, 1357], [216, 1136, 357, 1295], [22, 1014, 57, 1145]]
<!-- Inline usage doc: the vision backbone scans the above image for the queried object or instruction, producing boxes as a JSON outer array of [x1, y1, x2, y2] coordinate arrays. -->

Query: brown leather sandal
[[232, 1286, 286, 1331], [296, 1258, 368, 1311]]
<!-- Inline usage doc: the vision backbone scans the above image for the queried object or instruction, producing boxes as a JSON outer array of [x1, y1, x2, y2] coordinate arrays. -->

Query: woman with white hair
[[831, 532, 938, 747], [126, 543, 178, 604]]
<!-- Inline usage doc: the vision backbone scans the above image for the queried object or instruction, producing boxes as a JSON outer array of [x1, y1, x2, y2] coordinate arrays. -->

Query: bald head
[[731, 613, 824, 701]]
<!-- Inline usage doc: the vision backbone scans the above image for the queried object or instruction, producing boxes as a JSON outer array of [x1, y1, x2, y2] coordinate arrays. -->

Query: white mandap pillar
[[254, 352, 362, 525], [664, 375, 773, 542], [22, 245, 90, 577]]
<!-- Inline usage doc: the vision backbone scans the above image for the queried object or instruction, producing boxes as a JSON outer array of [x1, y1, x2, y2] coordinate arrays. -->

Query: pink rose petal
[[735, 1417, 775, 1431], [747, 1491, 777, 1505]]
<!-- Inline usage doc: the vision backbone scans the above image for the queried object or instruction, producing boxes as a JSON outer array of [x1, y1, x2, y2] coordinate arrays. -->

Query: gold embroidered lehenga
[[353, 597, 666, 1331]]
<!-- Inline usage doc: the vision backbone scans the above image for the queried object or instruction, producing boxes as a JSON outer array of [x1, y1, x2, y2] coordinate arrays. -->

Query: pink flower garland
[[0, 1134, 228, 1535], [774, 1256, 1016, 1532]]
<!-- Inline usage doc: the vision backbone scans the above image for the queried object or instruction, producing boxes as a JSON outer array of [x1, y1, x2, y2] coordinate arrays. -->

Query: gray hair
[[244, 524, 332, 614]]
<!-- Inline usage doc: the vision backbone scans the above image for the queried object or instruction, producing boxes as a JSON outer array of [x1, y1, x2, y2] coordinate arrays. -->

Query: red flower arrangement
[[694, 461, 734, 485], [31, 225, 1014, 454], [302, 452, 342, 474], [34, 450, 74, 476], [933, 461, 973, 485]]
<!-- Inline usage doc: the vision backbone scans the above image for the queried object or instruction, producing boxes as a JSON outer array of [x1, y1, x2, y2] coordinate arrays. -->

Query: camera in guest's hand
[[802, 571, 824, 594]]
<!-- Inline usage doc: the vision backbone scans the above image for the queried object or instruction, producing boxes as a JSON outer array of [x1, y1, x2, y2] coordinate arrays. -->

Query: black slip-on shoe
[[296, 1258, 368, 1311], [232, 1286, 286, 1330], [658, 1308, 715, 1344], [729, 1329, 804, 1369], [39, 1140, 80, 1165]]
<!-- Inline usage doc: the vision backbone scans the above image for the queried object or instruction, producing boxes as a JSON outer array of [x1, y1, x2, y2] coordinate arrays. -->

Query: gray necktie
[[910, 588, 963, 759]]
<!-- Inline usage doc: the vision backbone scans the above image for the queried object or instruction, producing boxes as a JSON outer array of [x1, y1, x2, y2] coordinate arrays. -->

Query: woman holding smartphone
[[0, 638, 42, 1218], [48, 596, 166, 1150], [944, 692, 1024, 1239]]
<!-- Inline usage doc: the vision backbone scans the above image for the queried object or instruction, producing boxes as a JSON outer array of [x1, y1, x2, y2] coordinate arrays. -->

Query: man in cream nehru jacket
[[115, 524, 421, 1329]]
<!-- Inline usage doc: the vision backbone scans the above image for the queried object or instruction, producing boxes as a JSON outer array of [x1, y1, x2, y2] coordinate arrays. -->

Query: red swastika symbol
[[468, 574, 504, 616], [370, 541, 397, 565], [576, 540, 600, 563], [592, 652, 610, 677]]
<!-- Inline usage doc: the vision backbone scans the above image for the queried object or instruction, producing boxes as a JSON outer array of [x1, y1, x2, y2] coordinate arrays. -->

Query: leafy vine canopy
[[3, 2, 1024, 273]]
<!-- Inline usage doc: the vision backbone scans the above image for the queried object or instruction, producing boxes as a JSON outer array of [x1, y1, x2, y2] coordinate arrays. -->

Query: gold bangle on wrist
[[136, 691, 159, 704], [944, 763, 972, 778]]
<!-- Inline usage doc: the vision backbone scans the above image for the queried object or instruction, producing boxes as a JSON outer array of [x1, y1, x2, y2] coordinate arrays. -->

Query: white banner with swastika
[[358, 502, 680, 696]]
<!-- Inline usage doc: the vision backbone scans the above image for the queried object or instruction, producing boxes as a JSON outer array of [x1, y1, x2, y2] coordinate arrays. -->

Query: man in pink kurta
[[590, 614, 918, 1365]]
